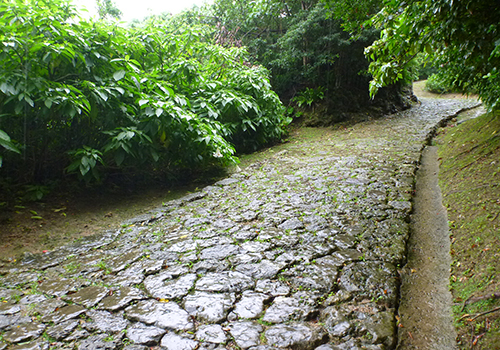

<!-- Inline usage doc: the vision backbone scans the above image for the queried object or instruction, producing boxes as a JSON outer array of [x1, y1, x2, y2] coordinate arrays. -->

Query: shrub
[[0, 0, 289, 186], [425, 74, 455, 94]]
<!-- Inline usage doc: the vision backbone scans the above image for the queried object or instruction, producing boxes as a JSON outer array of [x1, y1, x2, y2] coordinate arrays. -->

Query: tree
[[96, 0, 122, 20], [202, 0, 409, 124], [267, 3, 379, 100], [363, 0, 500, 109], [322, 0, 382, 36]]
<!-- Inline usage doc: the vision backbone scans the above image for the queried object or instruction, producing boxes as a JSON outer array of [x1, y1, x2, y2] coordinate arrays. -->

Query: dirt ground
[[0, 164, 243, 261], [0, 185, 197, 261]]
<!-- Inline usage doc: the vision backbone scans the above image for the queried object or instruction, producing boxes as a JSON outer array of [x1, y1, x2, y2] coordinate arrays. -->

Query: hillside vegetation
[[436, 109, 500, 349]]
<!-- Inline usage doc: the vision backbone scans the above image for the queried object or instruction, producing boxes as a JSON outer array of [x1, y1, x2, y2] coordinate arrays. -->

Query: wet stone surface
[[125, 299, 194, 331], [126, 323, 166, 346], [0, 99, 479, 349]]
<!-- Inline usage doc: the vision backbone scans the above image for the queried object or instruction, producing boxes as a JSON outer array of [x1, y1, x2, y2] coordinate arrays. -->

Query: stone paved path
[[0, 99, 479, 350]]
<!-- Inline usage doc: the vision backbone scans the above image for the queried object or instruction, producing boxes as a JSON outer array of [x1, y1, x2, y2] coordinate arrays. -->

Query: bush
[[0, 0, 289, 186], [292, 87, 325, 108], [425, 74, 455, 94]]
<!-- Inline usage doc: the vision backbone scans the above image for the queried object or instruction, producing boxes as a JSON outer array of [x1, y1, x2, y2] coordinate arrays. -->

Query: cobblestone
[[0, 99, 479, 349]]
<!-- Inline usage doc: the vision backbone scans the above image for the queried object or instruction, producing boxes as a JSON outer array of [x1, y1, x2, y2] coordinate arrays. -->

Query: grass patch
[[436, 109, 500, 349]]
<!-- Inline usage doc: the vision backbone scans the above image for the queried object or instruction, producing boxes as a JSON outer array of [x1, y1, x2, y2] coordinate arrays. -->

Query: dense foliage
[[201, 0, 406, 121], [266, 3, 378, 103], [322, 0, 381, 36], [425, 74, 454, 94], [363, 0, 500, 109], [0, 0, 288, 187]]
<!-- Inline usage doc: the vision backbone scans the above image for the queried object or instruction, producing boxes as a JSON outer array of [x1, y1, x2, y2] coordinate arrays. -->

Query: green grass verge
[[435, 110, 500, 349]]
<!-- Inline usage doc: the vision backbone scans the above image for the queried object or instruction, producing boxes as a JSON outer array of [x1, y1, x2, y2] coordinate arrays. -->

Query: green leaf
[[116, 131, 127, 141], [97, 90, 109, 102], [0, 82, 15, 95], [0, 130, 20, 154], [121, 142, 131, 154], [113, 70, 126, 81], [0, 130, 10, 142], [81, 156, 89, 168], [425, 43, 432, 55], [131, 76, 141, 90], [115, 151, 125, 166], [150, 149, 159, 162], [66, 161, 79, 172], [80, 164, 91, 176]]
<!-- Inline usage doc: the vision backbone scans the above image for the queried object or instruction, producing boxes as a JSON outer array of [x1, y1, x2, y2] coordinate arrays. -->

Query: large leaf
[[0, 130, 20, 154], [113, 70, 126, 81]]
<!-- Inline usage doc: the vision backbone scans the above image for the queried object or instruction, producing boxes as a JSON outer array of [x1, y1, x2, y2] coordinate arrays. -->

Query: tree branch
[[469, 306, 500, 321]]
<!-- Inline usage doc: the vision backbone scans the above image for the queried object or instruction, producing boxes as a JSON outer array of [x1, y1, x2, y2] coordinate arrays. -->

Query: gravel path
[[0, 98, 479, 350]]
